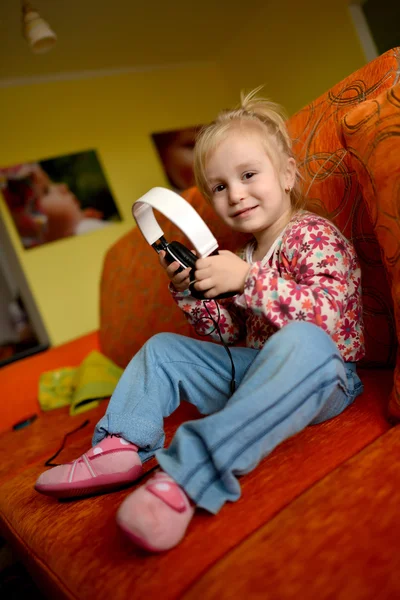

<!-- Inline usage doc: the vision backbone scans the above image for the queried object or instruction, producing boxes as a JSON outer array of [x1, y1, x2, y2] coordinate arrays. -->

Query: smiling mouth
[[232, 206, 257, 218]]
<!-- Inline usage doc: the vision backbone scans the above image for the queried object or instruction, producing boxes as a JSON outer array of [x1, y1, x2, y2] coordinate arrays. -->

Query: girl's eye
[[243, 172, 255, 180], [213, 184, 225, 194]]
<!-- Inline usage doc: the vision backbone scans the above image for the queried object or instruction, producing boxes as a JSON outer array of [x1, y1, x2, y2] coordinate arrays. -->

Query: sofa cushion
[[185, 419, 400, 600], [0, 368, 392, 599], [341, 82, 400, 421], [0, 406, 102, 485], [287, 47, 400, 368]]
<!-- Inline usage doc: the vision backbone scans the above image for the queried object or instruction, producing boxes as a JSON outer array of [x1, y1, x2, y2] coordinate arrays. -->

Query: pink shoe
[[116, 471, 195, 552], [34, 436, 143, 499]]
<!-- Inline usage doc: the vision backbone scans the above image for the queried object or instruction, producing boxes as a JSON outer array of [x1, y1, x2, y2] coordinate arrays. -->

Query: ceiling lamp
[[21, 1, 57, 54]]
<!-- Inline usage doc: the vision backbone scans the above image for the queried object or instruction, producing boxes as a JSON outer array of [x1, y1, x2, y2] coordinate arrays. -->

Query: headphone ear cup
[[166, 241, 197, 269], [165, 242, 236, 300]]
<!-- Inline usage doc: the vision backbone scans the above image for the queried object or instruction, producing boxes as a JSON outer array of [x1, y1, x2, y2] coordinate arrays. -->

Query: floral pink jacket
[[170, 211, 365, 362]]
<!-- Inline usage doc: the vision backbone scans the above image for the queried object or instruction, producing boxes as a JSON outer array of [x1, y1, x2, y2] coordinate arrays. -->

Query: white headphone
[[132, 187, 218, 259], [132, 187, 238, 301]]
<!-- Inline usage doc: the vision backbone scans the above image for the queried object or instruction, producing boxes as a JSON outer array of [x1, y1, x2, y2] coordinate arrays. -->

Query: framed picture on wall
[[0, 149, 121, 249], [151, 125, 202, 193]]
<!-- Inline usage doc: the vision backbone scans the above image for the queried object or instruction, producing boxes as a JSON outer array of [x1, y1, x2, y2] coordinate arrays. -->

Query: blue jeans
[[93, 322, 363, 514]]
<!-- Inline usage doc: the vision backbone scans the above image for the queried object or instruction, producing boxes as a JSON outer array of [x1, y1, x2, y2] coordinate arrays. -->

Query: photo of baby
[[0, 150, 121, 249]]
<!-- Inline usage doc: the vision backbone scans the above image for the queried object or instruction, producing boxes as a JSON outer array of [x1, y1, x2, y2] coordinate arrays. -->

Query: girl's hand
[[159, 250, 191, 292], [194, 250, 250, 298]]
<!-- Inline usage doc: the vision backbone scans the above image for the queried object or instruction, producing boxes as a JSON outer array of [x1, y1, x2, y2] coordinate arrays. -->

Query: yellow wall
[[0, 0, 367, 347], [218, 0, 366, 115], [0, 62, 230, 345]]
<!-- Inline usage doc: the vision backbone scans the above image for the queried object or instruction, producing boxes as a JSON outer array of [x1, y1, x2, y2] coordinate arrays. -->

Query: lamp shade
[[22, 2, 57, 54]]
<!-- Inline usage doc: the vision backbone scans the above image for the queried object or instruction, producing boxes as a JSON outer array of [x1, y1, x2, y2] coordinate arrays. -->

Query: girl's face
[[205, 130, 295, 240]]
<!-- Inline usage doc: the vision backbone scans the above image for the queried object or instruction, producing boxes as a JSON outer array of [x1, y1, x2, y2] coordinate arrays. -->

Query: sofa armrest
[[0, 331, 100, 435]]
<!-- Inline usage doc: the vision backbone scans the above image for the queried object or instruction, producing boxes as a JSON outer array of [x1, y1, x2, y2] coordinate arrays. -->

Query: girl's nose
[[228, 184, 244, 205]]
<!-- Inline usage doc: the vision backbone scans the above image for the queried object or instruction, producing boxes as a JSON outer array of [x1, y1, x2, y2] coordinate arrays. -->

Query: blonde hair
[[194, 87, 304, 211]]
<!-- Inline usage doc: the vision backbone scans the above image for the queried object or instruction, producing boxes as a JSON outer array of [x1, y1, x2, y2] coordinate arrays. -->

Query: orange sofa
[[1, 48, 400, 599]]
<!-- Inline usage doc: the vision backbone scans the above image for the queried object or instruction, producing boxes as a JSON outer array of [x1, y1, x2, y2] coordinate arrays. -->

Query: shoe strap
[[147, 473, 188, 513], [86, 436, 138, 458], [68, 453, 96, 482], [68, 438, 139, 482]]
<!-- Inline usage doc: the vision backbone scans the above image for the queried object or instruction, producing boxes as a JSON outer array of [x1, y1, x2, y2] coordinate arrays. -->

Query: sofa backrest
[[100, 49, 399, 369], [287, 48, 399, 367]]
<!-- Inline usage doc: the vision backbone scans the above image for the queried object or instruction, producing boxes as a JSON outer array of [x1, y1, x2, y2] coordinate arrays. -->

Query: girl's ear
[[283, 157, 297, 190]]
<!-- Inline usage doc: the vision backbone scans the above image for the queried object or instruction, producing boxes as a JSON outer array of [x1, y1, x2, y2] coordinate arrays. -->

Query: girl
[[35, 90, 364, 553]]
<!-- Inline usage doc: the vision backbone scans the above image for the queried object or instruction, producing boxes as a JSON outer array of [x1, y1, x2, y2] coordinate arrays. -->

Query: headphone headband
[[132, 187, 218, 258]]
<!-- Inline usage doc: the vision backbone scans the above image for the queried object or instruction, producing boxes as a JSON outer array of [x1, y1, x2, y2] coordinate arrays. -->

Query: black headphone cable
[[194, 299, 236, 395]]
